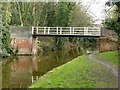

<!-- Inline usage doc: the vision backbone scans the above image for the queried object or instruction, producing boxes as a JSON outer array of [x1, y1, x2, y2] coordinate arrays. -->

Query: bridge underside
[[33, 34, 100, 38]]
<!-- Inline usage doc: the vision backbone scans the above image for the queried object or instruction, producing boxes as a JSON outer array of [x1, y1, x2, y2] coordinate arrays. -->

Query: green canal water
[[2, 50, 84, 88]]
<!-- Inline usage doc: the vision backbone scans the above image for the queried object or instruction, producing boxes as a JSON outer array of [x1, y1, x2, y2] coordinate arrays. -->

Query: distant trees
[[104, 1, 120, 50], [0, 2, 94, 52], [10, 2, 92, 27], [104, 1, 120, 36], [10, 2, 34, 26], [69, 4, 92, 27], [9, 2, 93, 51]]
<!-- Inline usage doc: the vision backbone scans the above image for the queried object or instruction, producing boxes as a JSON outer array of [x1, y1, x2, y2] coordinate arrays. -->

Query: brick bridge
[[10, 26, 118, 55]]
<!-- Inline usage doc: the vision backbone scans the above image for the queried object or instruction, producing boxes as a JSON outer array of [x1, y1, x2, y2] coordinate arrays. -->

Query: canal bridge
[[31, 27, 101, 54], [10, 26, 117, 55], [32, 27, 101, 37]]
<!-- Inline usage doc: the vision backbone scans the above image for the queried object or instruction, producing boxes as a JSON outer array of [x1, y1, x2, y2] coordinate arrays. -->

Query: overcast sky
[[81, 0, 109, 24]]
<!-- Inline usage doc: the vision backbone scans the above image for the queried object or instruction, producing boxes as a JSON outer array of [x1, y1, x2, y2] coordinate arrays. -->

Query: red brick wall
[[11, 37, 33, 54], [99, 37, 118, 52]]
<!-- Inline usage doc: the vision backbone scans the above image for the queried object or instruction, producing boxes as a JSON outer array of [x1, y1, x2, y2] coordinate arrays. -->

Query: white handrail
[[37, 27, 38, 34], [57, 27, 58, 34], [32, 26, 34, 34], [60, 27, 62, 34], [44, 27, 46, 34], [32, 27, 101, 36], [48, 27, 50, 34]]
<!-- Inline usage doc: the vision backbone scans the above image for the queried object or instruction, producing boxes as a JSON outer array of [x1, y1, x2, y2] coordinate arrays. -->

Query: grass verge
[[95, 51, 118, 65], [30, 53, 118, 88]]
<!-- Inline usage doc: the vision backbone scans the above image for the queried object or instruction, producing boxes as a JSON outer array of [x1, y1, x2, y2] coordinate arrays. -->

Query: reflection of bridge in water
[[9, 56, 41, 86]]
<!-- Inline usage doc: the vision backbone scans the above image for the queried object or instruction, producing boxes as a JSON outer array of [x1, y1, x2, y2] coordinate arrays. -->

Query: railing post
[[48, 27, 50, 34], [44, 27, 46, 34], [60, 27, 62, 34], [84, 27, 88, 35], [57, 27, 58, 34], [32, 76, 33, 83], [32, 26, 34, 34], [86, 27, 88, 35], [99, 27, 101, 36], [73, 27, 74, 35], [37, 27, 38, 34], [70, 27, 71, 35], [94, 27, 96, 36]]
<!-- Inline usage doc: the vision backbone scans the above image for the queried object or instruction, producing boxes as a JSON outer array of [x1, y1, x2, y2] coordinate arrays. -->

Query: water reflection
[[2, 56, 32, 88], [2, 50, 82, 88]]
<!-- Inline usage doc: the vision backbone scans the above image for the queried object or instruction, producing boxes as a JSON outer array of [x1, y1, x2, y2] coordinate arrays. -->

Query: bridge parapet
[[32, 27, 101, 37]]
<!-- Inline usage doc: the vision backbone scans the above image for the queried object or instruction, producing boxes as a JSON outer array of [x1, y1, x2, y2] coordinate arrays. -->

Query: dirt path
[[88, 54, 118, 77]]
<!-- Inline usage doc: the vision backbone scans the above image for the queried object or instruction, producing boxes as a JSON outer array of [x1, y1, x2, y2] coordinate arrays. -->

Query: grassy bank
[[95, 51, 118, 65], [30, 51, 118, 88]]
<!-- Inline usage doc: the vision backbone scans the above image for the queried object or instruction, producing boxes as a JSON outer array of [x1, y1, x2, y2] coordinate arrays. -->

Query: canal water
[[2, 50, 83, 88]]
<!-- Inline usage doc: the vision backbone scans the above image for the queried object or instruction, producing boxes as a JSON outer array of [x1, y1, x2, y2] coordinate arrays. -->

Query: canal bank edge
[[30, 51, 118, 88]]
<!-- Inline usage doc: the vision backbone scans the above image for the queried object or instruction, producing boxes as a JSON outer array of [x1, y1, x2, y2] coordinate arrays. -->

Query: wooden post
[[44, 27, 46, 34], [86, 27, 88, 35], [37, 27, 38, 34], [48, 27, 50, 34], [60, 27, 62, 34], [100, 27, 101, 36], [32, 26, 34, 34], [57, 27, 58, 34], [84, 27, 86, 35], [70, 27, 71, 35], [73, 27, 74, 35]]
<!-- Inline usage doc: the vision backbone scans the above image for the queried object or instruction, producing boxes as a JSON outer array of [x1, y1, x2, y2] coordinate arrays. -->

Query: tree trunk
[[16, 2, 23, 26], [33, 2, 39, 26]]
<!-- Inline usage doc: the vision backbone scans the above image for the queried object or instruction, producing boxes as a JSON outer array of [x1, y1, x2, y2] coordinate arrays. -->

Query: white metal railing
[[32, 27, 101, 36]]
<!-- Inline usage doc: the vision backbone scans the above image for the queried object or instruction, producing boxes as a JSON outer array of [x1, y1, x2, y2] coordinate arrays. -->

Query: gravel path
[[88, 54, 118, 77]]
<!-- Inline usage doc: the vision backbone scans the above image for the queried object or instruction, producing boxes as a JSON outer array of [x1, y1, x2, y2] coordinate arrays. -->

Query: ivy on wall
[[0, 3, 16, 56]]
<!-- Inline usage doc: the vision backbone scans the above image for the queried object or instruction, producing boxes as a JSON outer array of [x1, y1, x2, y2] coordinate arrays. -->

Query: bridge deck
[[32, 34, 100, 38], [32, 27, 101, 37]]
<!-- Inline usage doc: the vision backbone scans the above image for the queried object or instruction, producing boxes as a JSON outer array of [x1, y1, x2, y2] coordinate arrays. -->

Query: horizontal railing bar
[[38, 29, 100, 31], [37, 29, 98, 30], [37, 27, 100, 29], [36, 26, 100, 28]]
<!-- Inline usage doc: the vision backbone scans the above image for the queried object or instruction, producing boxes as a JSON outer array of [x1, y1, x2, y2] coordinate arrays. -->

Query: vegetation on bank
[[0, 3, 18, 58], [30, 51, 118, 88], [0, 3, 12, 57]]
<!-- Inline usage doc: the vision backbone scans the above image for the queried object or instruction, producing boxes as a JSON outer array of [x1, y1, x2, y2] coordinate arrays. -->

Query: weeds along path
[[88, 54, 118, 77]]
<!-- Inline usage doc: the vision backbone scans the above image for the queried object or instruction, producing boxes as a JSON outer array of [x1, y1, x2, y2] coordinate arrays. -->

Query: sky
[[80, 0, 109, 24]]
